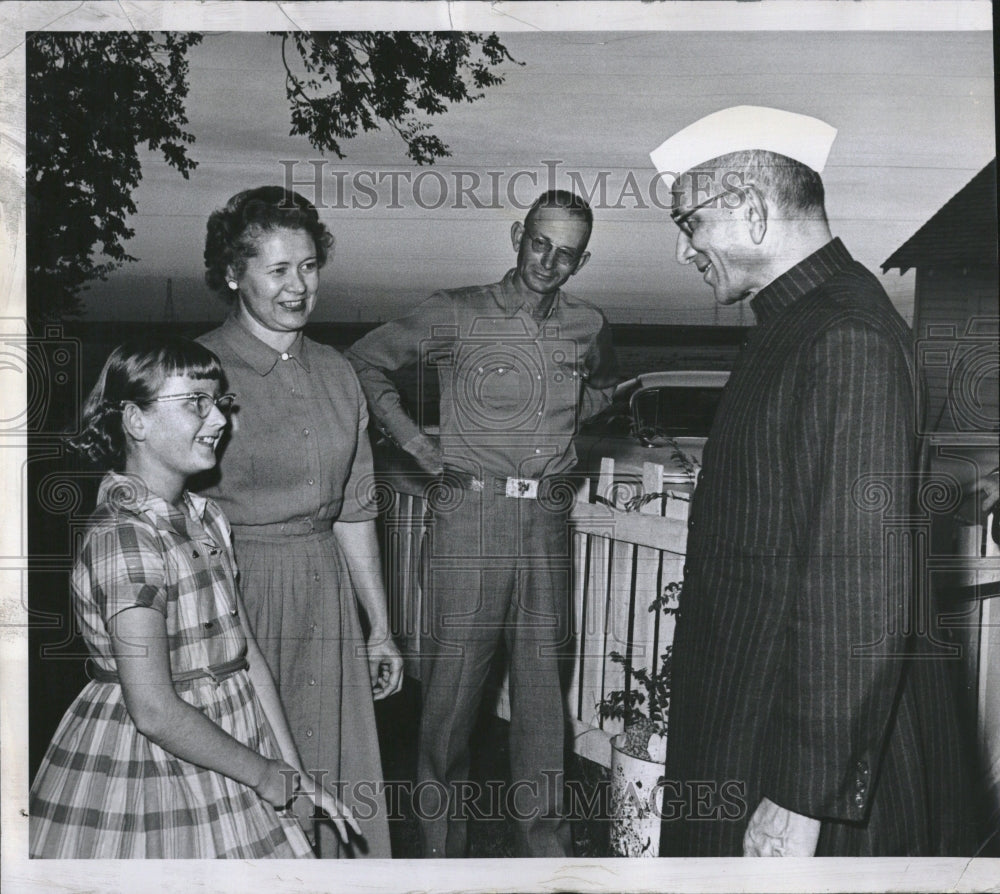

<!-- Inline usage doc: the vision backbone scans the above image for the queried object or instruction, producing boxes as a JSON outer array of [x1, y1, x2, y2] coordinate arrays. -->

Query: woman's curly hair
[[67, 336, 224, 471], [203, 186, 334, 300]]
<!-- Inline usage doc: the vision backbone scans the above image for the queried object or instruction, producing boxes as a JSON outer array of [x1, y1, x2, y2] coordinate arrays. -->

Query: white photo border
[[1, 2, 995, 892]]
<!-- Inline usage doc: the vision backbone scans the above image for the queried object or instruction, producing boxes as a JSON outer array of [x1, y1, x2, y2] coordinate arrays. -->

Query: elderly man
[[650, 106, 975, 856], [346, 190, 617, 857]]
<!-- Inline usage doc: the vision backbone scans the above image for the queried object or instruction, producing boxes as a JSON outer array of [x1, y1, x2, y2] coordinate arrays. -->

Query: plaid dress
[[29, 473, 314, 859]]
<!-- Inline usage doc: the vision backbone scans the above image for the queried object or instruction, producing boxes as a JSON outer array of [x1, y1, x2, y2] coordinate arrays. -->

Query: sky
[[67, 23, 996, 325]]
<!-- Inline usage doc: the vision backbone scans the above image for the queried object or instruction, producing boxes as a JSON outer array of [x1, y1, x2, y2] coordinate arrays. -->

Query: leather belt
[[87, 653, 249, 688]]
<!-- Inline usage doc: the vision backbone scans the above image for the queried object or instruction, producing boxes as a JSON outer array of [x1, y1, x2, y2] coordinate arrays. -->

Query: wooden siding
[[912, 265, 999, 434]]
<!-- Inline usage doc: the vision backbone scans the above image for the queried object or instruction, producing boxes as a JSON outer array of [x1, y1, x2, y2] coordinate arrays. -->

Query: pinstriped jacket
[[663, 238, 975, 856]]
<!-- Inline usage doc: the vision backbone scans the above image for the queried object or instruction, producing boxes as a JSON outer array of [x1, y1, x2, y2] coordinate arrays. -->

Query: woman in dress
[[29, 336, 358, 858], [197, 186, 402, 857]]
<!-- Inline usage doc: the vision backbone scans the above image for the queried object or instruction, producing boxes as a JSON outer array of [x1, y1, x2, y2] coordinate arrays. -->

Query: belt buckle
[[505, 477, 538, 499]]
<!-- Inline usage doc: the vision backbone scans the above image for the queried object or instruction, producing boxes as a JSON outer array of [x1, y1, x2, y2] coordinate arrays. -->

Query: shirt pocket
[[454, 342, 544, 433]]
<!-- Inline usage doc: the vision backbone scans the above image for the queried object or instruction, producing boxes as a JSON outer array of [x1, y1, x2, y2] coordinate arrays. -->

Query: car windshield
[[633, 385, 723, 438]]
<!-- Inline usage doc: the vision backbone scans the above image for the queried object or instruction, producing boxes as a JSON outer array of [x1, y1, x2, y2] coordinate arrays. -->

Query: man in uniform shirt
[[346, 190, 617, 857], [649, 106, 975, 856]]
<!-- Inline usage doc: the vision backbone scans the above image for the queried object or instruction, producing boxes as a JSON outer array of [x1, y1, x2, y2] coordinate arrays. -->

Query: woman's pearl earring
[[227, 280, 238, 290]]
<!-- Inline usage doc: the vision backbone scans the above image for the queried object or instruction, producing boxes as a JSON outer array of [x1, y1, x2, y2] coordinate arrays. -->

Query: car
[[572, 370, 730, 506]]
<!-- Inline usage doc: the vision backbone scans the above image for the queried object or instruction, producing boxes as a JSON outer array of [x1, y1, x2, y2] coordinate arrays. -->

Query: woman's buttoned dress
[[197, 317, 391, 858]]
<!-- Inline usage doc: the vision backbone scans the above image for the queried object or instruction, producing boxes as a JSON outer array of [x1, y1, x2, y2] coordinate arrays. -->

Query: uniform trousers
[[416, 476, 574, 857]]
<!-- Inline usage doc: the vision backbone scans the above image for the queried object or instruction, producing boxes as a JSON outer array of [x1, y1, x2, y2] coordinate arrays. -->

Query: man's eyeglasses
[[671, 188, 742, 238], [132, 392, 237, 418], [525, 230, 583, 267]]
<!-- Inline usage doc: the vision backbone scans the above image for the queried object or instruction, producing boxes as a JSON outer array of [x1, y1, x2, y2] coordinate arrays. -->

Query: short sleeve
[[80, 517, 169, 625], [338, 366, 379, 523]]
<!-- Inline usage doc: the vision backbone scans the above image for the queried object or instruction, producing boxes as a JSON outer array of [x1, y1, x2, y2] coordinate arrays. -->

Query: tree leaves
[[27, 30, 516, 322], [27, 31, 202, 324], [278, 32, 518, 165]]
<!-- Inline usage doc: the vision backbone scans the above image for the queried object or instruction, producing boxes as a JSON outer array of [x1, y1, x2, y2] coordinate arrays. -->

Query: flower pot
[[609, 731, 667, 857]]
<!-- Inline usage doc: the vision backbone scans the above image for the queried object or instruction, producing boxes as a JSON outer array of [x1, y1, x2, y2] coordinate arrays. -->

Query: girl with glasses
[[29, 336, 358, 858]]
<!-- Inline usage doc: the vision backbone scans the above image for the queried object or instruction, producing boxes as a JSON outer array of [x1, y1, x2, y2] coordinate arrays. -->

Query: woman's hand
[[296, 772, 363, 844], [367, 633, 404, 700], [332, 520, 404, 700]]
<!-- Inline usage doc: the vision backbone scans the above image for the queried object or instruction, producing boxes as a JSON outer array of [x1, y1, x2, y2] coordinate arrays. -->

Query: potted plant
[[597, 581, 680, 857]]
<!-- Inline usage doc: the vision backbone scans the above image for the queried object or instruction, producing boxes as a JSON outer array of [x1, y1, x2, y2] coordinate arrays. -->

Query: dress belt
[[230, 517, 335, 538], [87, 653, 249, 688]]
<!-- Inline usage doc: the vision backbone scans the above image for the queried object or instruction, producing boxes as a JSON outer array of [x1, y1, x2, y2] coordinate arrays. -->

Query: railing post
[[597, 456, 615, 508]]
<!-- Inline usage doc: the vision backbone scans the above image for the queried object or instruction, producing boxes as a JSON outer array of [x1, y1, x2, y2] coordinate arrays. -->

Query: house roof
[[882, 158, 998, 274]]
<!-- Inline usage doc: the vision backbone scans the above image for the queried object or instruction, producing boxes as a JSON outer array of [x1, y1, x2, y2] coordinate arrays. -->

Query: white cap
[[650, 106, 837, 188]]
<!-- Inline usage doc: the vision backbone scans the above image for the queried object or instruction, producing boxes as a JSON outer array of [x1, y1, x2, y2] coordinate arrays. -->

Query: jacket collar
[[749, 237, 853, 325]]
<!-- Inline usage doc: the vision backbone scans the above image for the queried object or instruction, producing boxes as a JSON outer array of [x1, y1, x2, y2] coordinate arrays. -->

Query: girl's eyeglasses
[[126, 392, 237, 418]]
